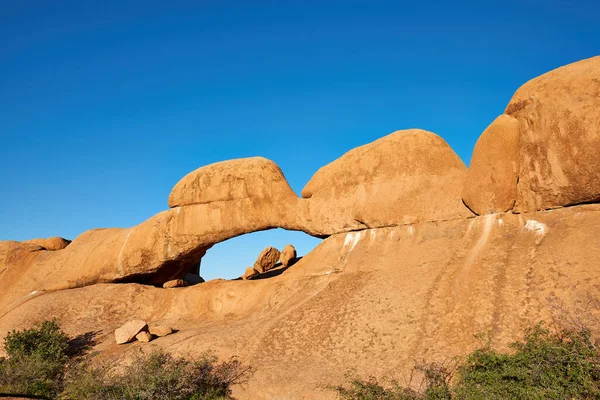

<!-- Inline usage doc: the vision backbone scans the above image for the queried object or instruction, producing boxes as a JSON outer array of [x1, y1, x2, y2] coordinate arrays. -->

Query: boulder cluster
[[114, 319, 174, 345], [1, 56, 600, 312], [243, 244, 297, 280]]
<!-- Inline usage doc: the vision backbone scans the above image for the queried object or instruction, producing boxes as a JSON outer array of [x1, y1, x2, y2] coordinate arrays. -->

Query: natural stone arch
[[0, 129, 472, 309]]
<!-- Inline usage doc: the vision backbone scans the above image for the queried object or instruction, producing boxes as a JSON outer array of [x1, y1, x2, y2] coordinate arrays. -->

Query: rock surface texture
[[462, 115, 521, 214], [301, 129, 473, 234], [114, 320, 148, 344], [23, 236, 71, 251], [136, 331, 152, 343], [168, 157, 297, 208], [2, 205, 598, 398], [505, 56, 600, 212], [149, 325, 173, 337], [0, 57, 599, 399], [253, 246, 281, 273], [242, 267, 259, 280], [280, 244, 297, 267], [163, 279, 188, 289]]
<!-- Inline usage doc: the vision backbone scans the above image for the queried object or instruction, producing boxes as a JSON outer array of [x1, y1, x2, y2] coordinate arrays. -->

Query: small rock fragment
[[149, 326, 174, 337], [163, 279, 188, 289], [243, 267, 259, 280], [136, 331, 152, 343], [115, 320, 148, 344], [253, 246, 281, 273], [280, 244, 297, 267]]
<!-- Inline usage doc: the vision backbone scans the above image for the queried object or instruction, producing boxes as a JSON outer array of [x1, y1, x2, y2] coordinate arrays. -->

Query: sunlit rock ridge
[[1, 56, 599, 399]]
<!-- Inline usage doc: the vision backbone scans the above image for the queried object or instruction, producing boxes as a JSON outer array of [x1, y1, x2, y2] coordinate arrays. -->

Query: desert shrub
[[3, 319, 70, 363], [415, 362, 453, 400], [333, 362, 453, 400], [0, 319, 70, 398], [333, 374, 421, 400], [335, 323, 600, 400], [453, 323, 600, 399], [0, 321, 249, 399], [60, 350, 251, 400]]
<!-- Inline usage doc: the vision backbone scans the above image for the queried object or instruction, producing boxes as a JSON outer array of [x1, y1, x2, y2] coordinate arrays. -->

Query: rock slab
[[280, 244, 297, 267], [243, 267, 259, 280], [136, 331, 152, 343], [254, 247, 281, 273], [149, 326, 174, 337], [115, 320, 148, 344], [463, 114, 520, 214], [163, 279, 188, 289], [505, 55, 600, 211]]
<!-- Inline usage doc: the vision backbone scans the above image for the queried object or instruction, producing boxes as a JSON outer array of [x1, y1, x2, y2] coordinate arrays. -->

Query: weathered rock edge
[[2, 205, 599, 399], [1, 131, 472, 309], [3, 57, 600, 312]]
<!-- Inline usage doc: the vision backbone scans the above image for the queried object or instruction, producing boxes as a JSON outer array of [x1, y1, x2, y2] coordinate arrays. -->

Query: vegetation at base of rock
[[334, 323, 600, 400], [0, 320, 250, 400], [454, 323, 600, 399], [333, 362, 453, 400], [333, 375, 422, 400], [0, 319, 70, 398], [61, 350, 250, 400]]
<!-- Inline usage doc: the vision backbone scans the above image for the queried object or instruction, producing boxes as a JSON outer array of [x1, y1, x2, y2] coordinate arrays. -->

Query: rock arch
[[0, 130, 472, 309]]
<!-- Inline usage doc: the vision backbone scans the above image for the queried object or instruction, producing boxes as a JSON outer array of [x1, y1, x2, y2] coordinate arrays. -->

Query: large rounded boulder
[[168, 157, 297, 208], [505, 56, 600, 212], [301, 129, 473, 234], [462, 114, 521, 215]]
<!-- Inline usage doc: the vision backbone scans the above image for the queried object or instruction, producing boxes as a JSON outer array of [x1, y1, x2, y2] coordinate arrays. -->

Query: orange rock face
[[280, 244, 297, 267], [242, 267, 259, 280], [23, 236, 71, 251], [115, 320, 148, 344], [253, 246, 281, 273], [149, 325, 173, 337], [506, 56, 600, 212], [301, 129, 473, 234], [162, 279, 188, 288], [2, 205, 598, 398], [0, 56, 599, 400], [135, 331, 152, 343], [168, 157, 298, 208], [463, 114, 521, 214]]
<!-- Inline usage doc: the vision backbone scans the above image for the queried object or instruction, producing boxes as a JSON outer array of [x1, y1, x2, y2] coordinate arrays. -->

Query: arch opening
[[199, 228, 322, 281]]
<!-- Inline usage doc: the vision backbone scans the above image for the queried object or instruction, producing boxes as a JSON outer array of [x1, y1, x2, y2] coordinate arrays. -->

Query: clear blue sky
[[1, 1, 598, 280]]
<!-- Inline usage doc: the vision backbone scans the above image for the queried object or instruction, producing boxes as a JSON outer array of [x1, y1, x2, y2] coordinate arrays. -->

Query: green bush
[[0, 319, 70, 398], [453, 323, 600, 400], [334, 323, 600, 400], [333, 374, 422, 400], [0, 320, 249, 399], [60, 350, 250, 400], [333, 362, 453, 400], [3, 319, 70, 363]]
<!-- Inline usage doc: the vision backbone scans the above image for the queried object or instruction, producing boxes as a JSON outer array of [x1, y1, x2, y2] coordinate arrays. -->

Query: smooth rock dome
[[168, 157, 297, 208], [301, 129, 473, 233], [462, 114, 521, 215], [505, 56, 600, 212]]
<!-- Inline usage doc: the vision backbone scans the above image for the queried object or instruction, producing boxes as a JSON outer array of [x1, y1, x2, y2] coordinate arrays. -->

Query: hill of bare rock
[[1, 56, 600, 399]]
